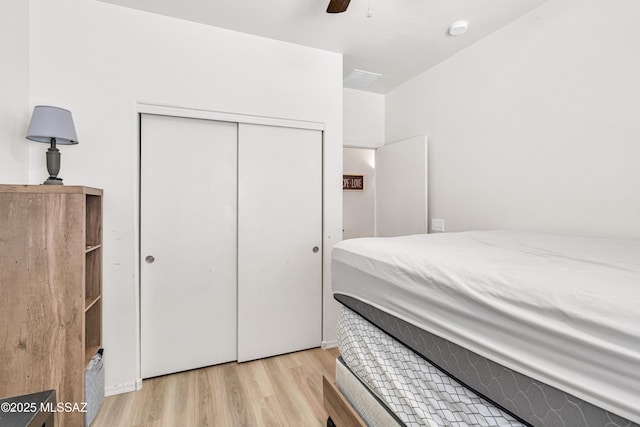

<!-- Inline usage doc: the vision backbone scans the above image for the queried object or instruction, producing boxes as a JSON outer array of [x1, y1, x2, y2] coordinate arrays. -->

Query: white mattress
[[331, 230, 640, 424]]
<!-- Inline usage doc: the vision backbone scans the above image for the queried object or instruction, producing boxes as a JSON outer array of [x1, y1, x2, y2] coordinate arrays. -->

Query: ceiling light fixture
[[448, 20, 468, 36]]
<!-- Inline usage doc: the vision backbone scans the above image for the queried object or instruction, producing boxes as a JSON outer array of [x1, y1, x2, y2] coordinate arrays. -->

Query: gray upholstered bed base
[[335, 294, 637, 427]]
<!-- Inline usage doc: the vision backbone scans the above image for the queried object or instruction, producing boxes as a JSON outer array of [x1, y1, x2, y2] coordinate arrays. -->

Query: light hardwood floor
[[92, 347, 339, 427]]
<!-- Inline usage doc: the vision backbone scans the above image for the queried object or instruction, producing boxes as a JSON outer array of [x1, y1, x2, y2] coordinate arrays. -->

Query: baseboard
[[322, 340, 338, 349], [105, 379, 142, 397]]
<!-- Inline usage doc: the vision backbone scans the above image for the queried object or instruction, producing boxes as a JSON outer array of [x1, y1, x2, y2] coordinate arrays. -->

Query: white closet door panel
[[141, 114, 238, 378], [238, 123, 322, 362], [375, 135, 428, 237]]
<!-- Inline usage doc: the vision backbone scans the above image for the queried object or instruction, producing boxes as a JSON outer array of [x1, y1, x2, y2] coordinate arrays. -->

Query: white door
[[237, 123, 322, 362], [141, 114, 238, 378], [375, 135, 428, 237]]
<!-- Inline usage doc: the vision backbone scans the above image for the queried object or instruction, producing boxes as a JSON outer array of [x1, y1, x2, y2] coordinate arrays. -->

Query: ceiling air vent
[[344, 69, 382, 88]]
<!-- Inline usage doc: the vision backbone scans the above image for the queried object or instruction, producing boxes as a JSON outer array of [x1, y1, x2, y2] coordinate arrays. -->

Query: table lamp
[[26, 105, 79, 185]]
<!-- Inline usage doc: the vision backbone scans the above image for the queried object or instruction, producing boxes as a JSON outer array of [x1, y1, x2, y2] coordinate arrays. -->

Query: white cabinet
[[140, 114, 322, 377]]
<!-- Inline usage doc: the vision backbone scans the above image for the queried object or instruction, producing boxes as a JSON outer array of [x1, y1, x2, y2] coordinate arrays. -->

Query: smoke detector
[[448, 20, 468, 36]]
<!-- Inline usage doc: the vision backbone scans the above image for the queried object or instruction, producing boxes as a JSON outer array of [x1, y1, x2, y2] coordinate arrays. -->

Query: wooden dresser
[[0, 185, 103, 426]]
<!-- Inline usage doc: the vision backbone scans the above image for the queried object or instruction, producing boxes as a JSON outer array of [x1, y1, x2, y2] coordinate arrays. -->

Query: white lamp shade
[[26, 105, 79, 145]]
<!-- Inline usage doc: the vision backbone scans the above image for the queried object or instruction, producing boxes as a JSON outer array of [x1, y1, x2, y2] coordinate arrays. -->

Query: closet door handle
[[145, 255, 155, 264], [312, 246, 319, 253]]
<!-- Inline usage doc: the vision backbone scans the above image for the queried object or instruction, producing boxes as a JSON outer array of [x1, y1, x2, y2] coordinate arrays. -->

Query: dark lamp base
[[43, 177, 64, 185]]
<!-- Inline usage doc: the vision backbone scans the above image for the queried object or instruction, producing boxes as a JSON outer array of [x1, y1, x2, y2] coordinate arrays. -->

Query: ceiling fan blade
[[327, 0, 351, 13]]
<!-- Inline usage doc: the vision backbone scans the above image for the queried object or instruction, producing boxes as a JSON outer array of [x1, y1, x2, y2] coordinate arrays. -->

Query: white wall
[[0, 1, 29, 184], [341, 87, 384, 260], [386, 0, 640, 239], [29, 0, 343, 394], [344, 88, 385, 148], [343, 148, 375, 239]]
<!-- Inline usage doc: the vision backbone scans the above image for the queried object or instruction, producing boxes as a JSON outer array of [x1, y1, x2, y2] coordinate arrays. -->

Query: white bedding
[[331, 230, 640, 424]]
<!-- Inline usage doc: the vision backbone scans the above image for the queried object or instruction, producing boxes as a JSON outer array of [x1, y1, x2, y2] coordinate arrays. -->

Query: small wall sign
[[343, 174, 364, 191]]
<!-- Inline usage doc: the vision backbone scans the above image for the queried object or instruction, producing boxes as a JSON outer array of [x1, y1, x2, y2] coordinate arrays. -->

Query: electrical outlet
[[431, 219, 445, 232]]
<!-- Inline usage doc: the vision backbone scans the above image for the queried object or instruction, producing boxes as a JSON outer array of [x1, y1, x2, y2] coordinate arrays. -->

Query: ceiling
[[99, 0, 549, 94]]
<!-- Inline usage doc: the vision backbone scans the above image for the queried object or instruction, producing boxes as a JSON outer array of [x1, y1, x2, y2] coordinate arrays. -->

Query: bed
[[323, 230, 640, 427]]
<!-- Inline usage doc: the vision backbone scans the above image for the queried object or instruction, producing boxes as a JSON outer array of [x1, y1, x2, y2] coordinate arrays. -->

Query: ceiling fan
[[327, 0, 351, 13]]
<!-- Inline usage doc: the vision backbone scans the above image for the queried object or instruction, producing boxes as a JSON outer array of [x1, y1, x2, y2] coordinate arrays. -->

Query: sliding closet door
[[140, 114, 238, 378], [238, 123, 322, 362]]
